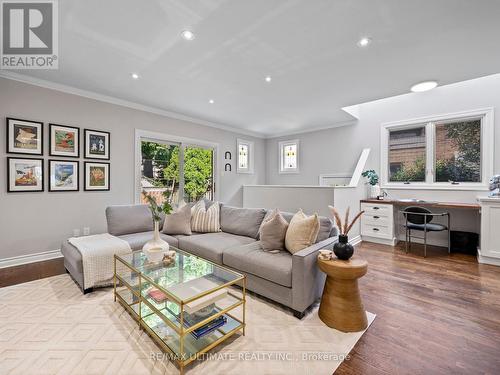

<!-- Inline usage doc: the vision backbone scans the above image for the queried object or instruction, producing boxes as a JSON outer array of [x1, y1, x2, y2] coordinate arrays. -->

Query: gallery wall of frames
[[5, 117, 111, 193]]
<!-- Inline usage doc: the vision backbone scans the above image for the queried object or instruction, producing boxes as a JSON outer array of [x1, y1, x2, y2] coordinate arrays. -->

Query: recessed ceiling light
[[411, 81, 438, 92], [265, 76, 272, 82], [357, 37, 372, 47], [208, 99, 214, 104], [181, 30, 195, 41], [131, 73, 139, 79]]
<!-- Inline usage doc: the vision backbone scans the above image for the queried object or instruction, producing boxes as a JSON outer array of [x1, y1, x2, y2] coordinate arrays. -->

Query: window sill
[[382, 183, 489, 191], [279, 170, 300, 174]]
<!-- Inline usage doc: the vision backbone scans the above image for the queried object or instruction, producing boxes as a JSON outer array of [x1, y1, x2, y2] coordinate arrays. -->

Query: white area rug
[[0, 275, 375, 375]]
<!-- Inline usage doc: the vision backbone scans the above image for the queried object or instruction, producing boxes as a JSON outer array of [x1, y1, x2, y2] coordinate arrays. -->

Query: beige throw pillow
[[162, 203, 192, 235], [260, 209, 289, 252], [285, 210, 320, 254], [191, 200, 221, 233]]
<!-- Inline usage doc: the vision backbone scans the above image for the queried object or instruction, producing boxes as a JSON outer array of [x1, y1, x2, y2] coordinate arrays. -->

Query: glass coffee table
[[114, 248, 246, 374]]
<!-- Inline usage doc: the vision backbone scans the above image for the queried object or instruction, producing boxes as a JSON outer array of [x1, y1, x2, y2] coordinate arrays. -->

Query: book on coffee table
[[147, 287, 168, 303], [167, 277, 228, 315]]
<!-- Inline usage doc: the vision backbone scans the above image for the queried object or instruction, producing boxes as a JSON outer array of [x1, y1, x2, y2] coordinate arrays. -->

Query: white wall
[[266, 74, 500, 243], [0, 78, 266, 261], [267, 74, 500, 193]]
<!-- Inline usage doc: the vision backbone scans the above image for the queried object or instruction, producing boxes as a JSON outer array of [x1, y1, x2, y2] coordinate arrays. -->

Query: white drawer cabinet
[[360, 202, 397, 245], [478, 197, 500, 266]]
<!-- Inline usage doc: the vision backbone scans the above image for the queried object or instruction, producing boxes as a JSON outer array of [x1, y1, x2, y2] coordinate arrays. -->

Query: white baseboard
[[349, 235, 362, 246], [361, 235, 398, 246], [0, 249, 62, 269], [477, 249, 500, 266]]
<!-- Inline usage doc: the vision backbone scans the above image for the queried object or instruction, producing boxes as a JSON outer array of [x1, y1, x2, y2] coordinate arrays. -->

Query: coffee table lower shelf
[[115, 286, 245, 374]]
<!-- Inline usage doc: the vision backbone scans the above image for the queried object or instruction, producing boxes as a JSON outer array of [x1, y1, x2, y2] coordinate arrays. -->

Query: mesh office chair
[[401, 206, 450, 257]]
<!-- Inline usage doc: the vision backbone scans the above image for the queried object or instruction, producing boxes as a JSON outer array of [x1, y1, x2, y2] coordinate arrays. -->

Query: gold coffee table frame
[[113, 248, 246, 374]]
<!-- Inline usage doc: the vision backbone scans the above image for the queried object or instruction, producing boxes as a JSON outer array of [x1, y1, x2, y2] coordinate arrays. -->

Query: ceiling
[[7, 0, 500, 137]]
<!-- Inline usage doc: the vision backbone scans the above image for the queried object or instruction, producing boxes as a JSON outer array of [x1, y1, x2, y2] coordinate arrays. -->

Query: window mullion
[[179, 144, 185, 202], [425, 122, 435, 185]]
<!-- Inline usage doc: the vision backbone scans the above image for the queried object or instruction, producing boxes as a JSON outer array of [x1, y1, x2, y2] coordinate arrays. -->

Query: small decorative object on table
[[489, 175, 500, 197], [318, 249, 333, 260], [362, 170, 380, 199], [142, 190, 174, 261], [162, 252, 176, 266], [328, 206, 364, 260]]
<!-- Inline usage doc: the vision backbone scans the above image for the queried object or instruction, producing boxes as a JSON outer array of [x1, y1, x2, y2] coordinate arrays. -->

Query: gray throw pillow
[[162, 204, 192, 235], [260, 209, 289, 252]]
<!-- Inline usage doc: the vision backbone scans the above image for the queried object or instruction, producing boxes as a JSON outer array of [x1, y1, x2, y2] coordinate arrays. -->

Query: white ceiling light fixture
[[265, 76, 272, 83], [410, 81, 438, 92], [131, 73, 139, 79], [181, 30, 195, 41], [357, 37, 372, 47], [209, 99, 215, 104]]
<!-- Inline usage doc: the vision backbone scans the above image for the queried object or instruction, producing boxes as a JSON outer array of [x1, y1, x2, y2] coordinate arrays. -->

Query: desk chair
[[401, 207, 450, 257]]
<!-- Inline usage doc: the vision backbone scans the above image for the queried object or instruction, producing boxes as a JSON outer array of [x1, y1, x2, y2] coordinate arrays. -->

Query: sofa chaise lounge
[[61, 204, 338, 318]]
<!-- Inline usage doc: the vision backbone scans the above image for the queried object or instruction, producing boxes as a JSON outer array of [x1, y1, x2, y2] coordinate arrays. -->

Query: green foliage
[[142, 190, 173, 222], [390, 157, 426, 182], [163, 147, 213, 201], [163, 146, 180, 181], [141, 141, 174, 184], [435, 121, 481, 182], [362, 170, 379, 185]]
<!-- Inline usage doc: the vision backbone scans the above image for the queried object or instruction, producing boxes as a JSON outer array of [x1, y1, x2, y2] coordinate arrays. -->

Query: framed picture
[[49, 124, 80, 157], [6, 118, 43, 155], [84, 162, 110, 191], [7, 157, 44, 192], [84, 129, 110, 160], [49, 160, 79, 192]]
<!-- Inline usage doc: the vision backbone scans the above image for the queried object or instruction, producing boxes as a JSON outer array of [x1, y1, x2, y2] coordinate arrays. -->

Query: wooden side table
[[318, 256, 368, 332]]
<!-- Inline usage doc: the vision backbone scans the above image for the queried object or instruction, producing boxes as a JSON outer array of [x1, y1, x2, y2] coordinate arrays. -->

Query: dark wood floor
[[337, 242, 500, 375], [0, 257, 65, 287]]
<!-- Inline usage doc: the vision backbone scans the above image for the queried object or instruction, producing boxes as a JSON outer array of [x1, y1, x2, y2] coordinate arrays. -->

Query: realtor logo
[[1, 0, 58, 69]]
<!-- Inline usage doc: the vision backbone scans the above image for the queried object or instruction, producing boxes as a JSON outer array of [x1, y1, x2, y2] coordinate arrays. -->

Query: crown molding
[[0, 71, 359, 140], [0, 71, 266, 139]]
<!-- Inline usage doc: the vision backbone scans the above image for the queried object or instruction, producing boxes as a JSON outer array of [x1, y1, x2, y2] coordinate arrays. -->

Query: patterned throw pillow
[[285, 209, 320, 254], [191, 200, 221, 233]]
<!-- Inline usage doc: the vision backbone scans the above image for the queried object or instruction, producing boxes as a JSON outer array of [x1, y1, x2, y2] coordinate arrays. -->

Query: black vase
[[333, 234, 354, 260]]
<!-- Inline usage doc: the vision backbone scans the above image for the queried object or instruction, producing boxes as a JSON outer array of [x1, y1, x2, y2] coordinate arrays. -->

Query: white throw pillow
[[191, 200, 221, 233]]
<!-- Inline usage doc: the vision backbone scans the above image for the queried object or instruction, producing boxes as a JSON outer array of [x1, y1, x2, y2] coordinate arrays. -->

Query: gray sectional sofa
[[61, 203, 338, 318]]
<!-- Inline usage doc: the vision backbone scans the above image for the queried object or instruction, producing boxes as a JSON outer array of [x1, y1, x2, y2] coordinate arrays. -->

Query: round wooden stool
[[318, 256, 368, 332]]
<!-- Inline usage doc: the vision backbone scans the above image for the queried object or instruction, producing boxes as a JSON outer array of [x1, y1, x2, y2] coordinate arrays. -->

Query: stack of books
[[148, 277, 229, 339], [165, 305, 226, 339]]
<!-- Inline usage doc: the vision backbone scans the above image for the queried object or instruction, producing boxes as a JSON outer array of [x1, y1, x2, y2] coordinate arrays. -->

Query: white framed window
[[380, 108, 494, 190], [279, 139, 299, 174], [237, 138, 254, 174]]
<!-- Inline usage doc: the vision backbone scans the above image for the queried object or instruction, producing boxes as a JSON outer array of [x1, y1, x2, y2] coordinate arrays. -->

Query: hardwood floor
[[0, 258, 65, 287], [2, 244, 499, 374], [336, 241, 500, 375]]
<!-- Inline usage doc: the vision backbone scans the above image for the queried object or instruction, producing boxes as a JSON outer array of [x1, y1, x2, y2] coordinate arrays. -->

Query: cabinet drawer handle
[[373, 216, 380, 219], [373, 228, 380, 231], [373, 207, 380, 210]]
